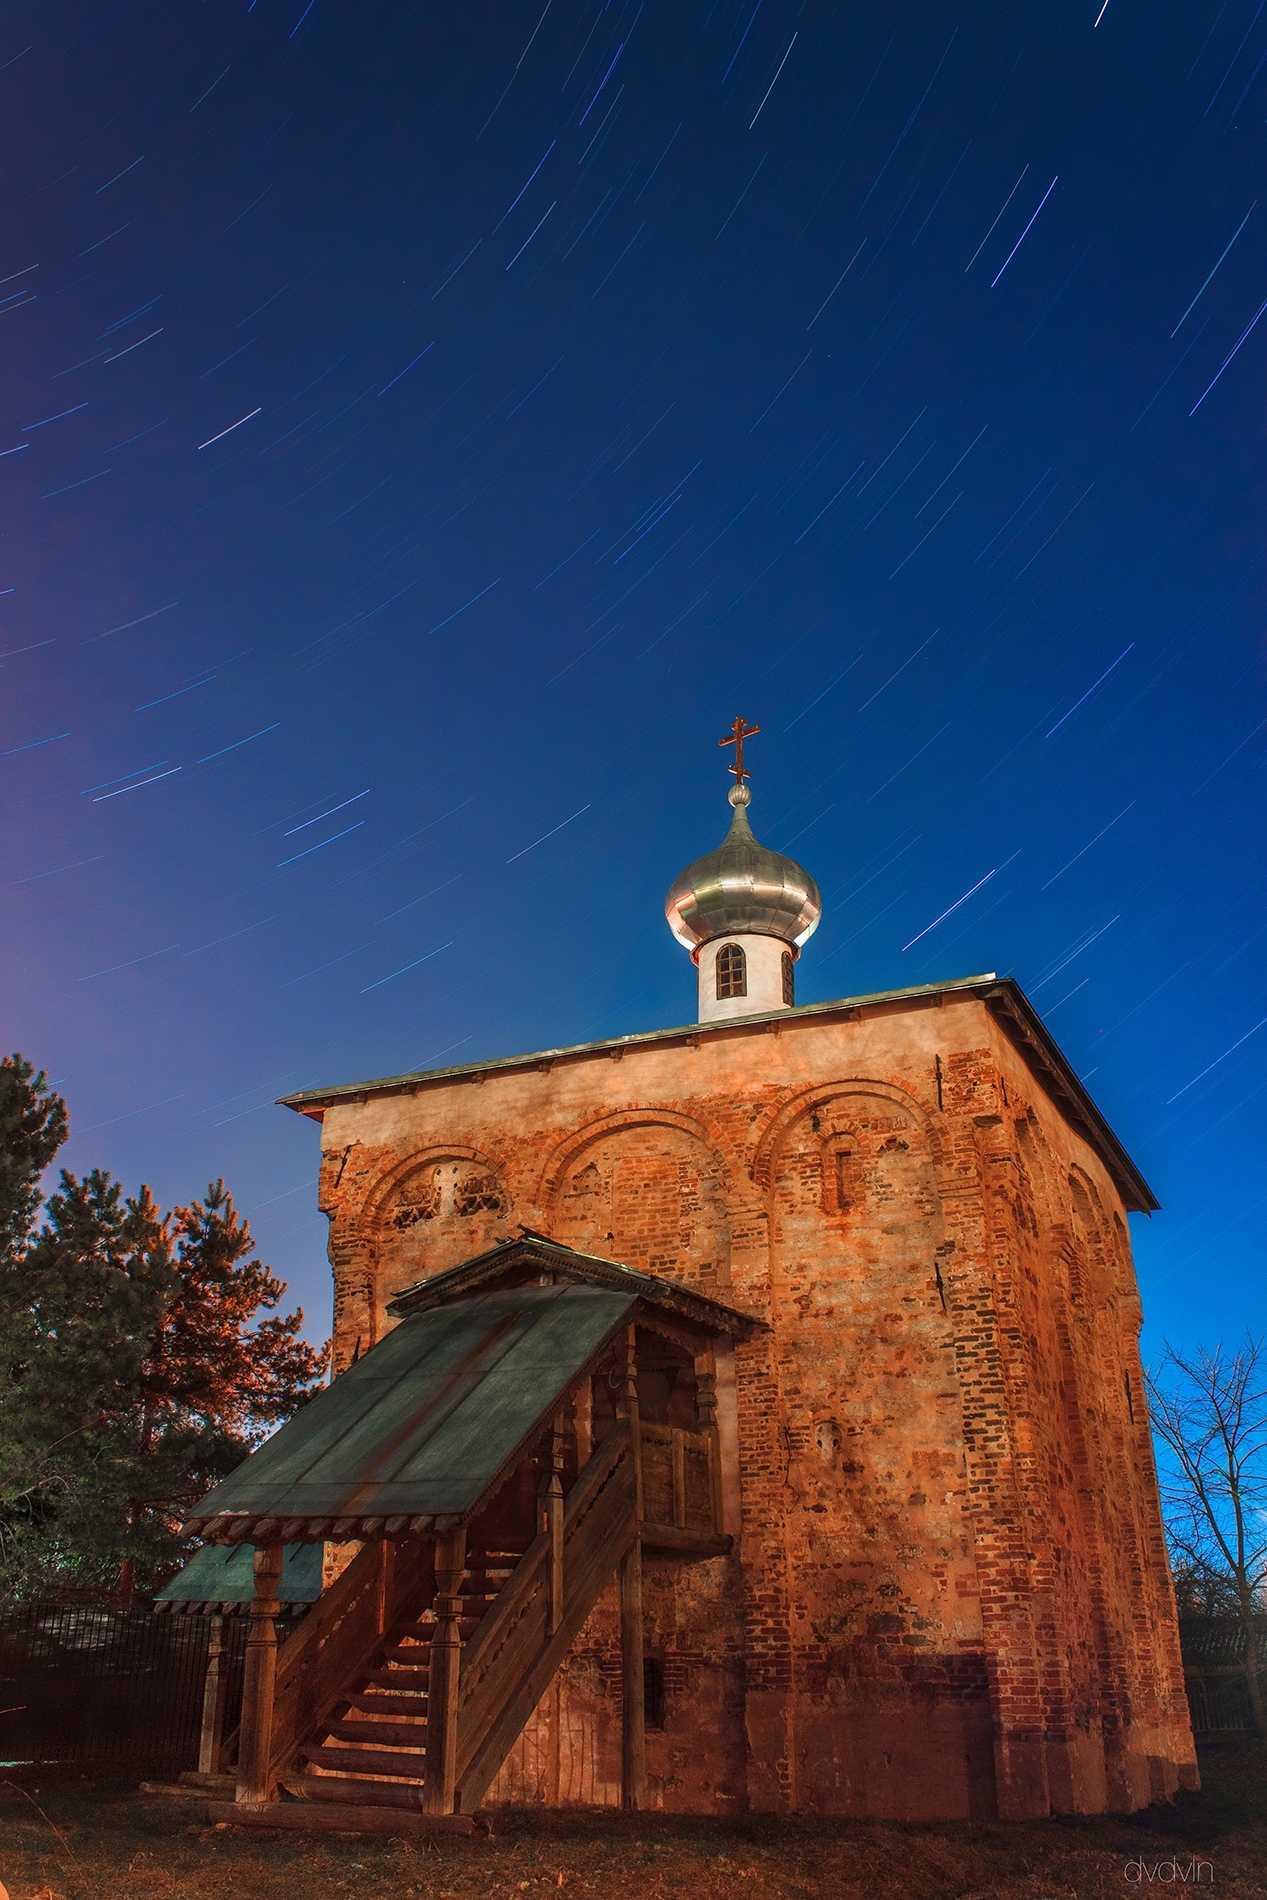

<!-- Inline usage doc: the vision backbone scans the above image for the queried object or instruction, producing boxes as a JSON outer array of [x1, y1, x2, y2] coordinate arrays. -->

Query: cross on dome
[[720, 715, 761, 783]]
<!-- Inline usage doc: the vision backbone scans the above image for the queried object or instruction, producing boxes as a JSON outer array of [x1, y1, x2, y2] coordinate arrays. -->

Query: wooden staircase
[[279, 1546, 526, 1809], [220, 1418, 641, 1825]]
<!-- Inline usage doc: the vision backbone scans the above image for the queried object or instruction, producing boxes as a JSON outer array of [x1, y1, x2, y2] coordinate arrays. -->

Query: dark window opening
[[835, 1149, 855, 1211], [781, 951, 795, 1006], [716, 942, 746, 999], [643, 1656, 666, 1730]]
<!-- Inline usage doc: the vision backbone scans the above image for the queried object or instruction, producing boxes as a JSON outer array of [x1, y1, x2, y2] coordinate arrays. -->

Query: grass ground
[[0, 1743, 1258, 1900]]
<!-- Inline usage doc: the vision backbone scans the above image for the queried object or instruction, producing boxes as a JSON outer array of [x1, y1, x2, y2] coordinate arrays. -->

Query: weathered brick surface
[[306, 991, 1195, 1818]]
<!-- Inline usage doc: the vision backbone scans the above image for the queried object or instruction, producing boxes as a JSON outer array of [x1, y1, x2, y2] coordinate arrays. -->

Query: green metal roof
[[185, 1283, 636, 1540], [155, 1541, 322, 1608]]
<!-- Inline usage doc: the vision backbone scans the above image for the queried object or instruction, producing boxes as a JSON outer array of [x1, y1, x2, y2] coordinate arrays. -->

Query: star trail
[[1, 0, 1264, 1355]]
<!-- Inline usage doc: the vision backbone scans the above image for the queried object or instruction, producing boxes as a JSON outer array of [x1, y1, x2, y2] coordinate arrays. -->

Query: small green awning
[[154, 1541, 322, 1611], [184, 1282, 636, 1543]]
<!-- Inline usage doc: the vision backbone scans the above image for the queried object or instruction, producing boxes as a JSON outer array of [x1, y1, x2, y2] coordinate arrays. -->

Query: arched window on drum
[[716, 942, 747, 1000]]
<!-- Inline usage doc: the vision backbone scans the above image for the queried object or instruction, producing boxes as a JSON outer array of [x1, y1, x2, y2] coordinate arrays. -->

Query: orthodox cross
[[720, 715, 761, 782]]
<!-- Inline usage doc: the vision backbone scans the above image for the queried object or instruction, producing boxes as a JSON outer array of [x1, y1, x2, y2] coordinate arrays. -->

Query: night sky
[[2, 1, 1264, 1359]]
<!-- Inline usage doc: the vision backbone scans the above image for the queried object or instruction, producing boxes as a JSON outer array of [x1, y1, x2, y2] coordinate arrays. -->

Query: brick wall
[[308, 990, 1195, 1817]]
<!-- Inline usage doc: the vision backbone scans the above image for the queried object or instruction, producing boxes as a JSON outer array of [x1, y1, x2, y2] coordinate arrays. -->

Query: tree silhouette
[[1148, 1335, 1267, 1736], [0, 1054, 327, 1601]]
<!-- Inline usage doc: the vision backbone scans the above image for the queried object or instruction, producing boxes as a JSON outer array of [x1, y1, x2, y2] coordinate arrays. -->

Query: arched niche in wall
[[754, 1081, 967, 1612], [538, 1109, 733, 1293], [753, 1079, 941, 1244], [361, 1144, 512, 1300], [1013, 1112, 1053, 1242], [1068, 1164, 1123, 1312]]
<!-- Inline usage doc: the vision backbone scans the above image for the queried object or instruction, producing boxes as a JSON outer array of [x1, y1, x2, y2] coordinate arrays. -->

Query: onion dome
[[665, 782, 822, 955]]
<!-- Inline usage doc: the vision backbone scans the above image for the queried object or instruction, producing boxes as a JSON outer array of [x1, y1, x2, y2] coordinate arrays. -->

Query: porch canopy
[[154, 1540, 323, 1613], [182, 1233, 755, 1547]]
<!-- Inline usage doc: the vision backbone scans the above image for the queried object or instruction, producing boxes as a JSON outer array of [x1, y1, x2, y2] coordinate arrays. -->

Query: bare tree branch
[[1148, 1334, 1267, 1733]]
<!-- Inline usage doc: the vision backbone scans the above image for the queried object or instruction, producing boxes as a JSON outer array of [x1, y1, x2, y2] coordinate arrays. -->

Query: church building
[[181, 721, 1196, 1827]]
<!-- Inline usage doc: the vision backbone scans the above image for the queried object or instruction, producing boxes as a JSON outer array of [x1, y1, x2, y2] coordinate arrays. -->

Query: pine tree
[[1, 1167, 173, 1597], [0, 1054, 328, 1602], [0, 1054, 68, 1263]]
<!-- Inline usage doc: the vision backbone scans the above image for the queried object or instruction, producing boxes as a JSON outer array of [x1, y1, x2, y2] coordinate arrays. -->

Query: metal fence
[[0, 1605, 250, 1767], [1179, 1616, 1267, 1736], [1184, 1670, 1253, 1735]]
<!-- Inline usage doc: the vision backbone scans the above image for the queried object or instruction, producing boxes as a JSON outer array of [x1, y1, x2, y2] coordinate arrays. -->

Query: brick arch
[[752, 1077, 934, 1190], [361, 1143, 502, 1229], [1069, 1162, 1109, 1229], [538, 1108, 734, 1293], [537, 1108, 731, 1208], [1015, 1111, 1060, 1225], [1069, 1163, 1123, 1303]]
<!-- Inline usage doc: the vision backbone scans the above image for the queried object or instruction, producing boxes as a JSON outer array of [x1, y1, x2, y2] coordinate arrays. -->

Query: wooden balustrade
[[256, 1534, 435, 1793], [638, 1423, 726, 1550], [231, 1409, 726, 1813], [452, 1418, 637, 1813]]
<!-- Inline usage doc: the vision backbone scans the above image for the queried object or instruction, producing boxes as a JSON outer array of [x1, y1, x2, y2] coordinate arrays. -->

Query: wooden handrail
[[456, 1419, 630, 1745], [453, 1420, 637, 1810], [268, 1534, 435, 1778]]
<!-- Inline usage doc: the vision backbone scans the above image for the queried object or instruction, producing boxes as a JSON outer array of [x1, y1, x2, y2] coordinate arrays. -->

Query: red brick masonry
[[288, 982, 1196, 1819]]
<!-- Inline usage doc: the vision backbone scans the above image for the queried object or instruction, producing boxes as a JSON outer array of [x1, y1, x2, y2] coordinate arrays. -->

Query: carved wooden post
[[423, 1526, 466, 1814], [618, 1323, 643, 1519], [573, 1376, 593, 1466], [376, 1535, 392, 1634], [620, 1541, 646, 1811], [544, 1413, 565, 1634], [617, 1322, 645, 1810], [236, 1542, 284, 1804], [198, 1612, 230, 1778], [671, 1430, 686, 1532], [695, 1348, 723, 1536]]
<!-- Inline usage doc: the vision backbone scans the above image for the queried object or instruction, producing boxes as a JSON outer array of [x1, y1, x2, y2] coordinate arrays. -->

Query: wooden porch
[[172, 1235, 753, 1830]]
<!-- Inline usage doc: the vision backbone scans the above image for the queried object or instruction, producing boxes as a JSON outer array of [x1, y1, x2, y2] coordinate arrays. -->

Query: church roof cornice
[[279, 972, 1157, 1214]]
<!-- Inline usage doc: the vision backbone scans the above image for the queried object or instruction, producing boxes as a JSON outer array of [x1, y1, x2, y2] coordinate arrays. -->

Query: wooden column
[[544, 1413, 565, 1634], [236, 1542, 284, 1804], [618, 1323, 643, 1518], [198, 1612, 230, 1777], [423, 1526, 466, 1815], [617, 1322, 645, 1811], [620, 1541, 646, 1811], [695, 1347, 724, 1536], [375, 1535, 393, 1635], [573, 1377, 593, 1467]]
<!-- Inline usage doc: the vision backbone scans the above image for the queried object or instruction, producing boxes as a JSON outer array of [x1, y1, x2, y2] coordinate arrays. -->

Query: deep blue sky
[[2, 0, 1263, 1360]]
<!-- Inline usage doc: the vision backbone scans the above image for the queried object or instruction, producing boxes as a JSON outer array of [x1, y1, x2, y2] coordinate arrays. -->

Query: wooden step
[[365, 1667, 430, 1690], [324, 1719, 428, 1748], [345, 1692, 428, 1718], [280, 1773, 432, 1812], [399, 1608, 490, 1631], [214, 1794, 474, 1835], [299, 1744, 428, 1780], [380, 1634, 475, 1663]]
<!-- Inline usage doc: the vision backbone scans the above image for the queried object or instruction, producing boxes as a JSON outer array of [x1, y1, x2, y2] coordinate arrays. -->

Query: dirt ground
[[0, 1743, 1258, 1900]]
